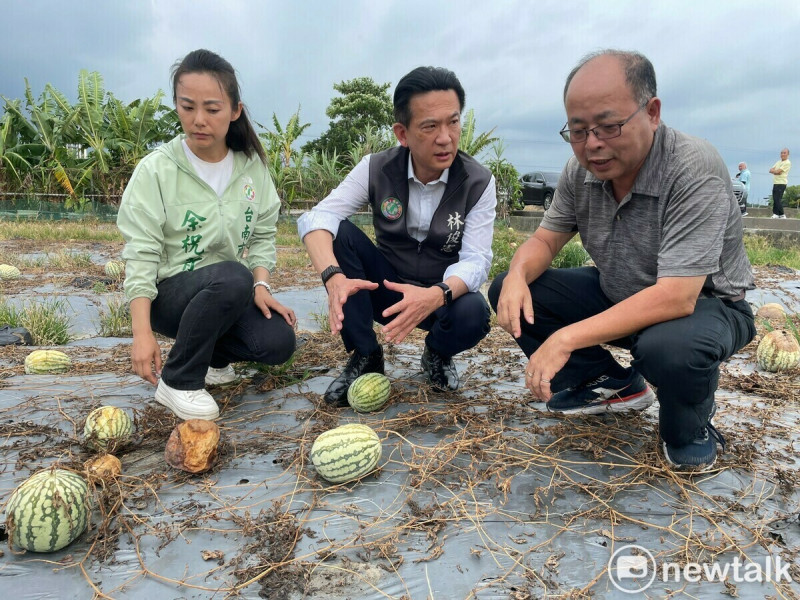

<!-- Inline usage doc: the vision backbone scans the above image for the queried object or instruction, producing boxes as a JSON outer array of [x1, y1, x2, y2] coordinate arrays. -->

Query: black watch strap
[[321, 265, 344, 285], [434, 282, 452, 306]]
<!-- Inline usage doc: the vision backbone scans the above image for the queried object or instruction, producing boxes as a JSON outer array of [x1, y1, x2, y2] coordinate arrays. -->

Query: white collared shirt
[[297, 153, 496, 292]]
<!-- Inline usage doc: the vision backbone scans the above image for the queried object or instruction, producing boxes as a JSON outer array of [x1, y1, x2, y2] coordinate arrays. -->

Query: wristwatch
[[434, 282, 452, 306], [321, 265, 345, 285], [253, 281, 272, 294]]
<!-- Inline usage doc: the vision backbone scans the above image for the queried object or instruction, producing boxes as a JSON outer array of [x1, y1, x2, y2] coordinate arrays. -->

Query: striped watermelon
[[347, 373, 391, 412], [24, 350, 72, 374], [0, 264, 21, 280], [5, 468, 89, 553], [310, 423, 382, 484], [104, 260, 124, 279], [83, 406, 133, 451]]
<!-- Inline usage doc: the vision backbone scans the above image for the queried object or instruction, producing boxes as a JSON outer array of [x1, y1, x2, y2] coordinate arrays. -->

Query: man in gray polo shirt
[[489, 50, 755, 470]]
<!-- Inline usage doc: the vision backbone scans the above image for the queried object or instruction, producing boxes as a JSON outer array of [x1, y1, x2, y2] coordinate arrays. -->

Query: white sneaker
[[155, 379, 219, 420], [205, 364, 239, 386], [779, 215, 787, 219], [771, 214, 781, 219]]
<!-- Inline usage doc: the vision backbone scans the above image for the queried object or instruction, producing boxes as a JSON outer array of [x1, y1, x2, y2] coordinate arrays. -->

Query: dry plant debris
[[0, 246, 799, 598]]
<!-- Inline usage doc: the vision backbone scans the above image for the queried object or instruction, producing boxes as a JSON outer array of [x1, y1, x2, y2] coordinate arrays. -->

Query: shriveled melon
[[84, 454, 122, 481], [756, 329, 800, 372], [756, 303, 786, 326]]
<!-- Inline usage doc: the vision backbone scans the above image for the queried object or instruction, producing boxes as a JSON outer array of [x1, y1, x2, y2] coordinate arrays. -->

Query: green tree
[[783, 185, 800, 208], [302, 77, 393, 160]]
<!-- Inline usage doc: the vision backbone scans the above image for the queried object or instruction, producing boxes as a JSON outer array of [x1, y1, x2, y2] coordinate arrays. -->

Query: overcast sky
[[2, 0, 798, 201]]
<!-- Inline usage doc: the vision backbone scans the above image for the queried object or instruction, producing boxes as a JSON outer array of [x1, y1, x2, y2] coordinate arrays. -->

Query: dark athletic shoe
[[546, 369, 655, 415], [663, 404, 725, 470], [323, 346, 384, 406], [421, 345, 459, 391]]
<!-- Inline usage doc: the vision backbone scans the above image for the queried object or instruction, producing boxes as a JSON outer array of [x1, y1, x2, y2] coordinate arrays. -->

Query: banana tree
[[259, 106, 310, 168], [0, 99, 33, 189], [3, 79, 78, 199], [458, 109, 499, 160]]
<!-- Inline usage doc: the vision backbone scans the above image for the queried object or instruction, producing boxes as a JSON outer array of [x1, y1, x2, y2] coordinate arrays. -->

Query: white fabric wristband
[[253, 281, 272, 294]]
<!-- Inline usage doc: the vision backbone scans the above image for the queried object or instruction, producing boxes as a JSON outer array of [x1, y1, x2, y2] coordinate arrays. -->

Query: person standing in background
[[736, 161, 750, 216], [769, 148, 791, 218]]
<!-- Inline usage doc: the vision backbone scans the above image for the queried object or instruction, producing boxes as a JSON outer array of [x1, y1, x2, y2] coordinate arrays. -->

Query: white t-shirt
[[182, 139, 234, 197]]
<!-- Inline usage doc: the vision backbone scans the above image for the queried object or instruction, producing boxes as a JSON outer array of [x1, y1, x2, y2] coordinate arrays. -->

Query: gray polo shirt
[[542, 123, 754, 304]]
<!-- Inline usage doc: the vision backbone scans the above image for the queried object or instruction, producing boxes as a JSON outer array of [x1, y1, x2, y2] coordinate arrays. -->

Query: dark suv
[[520, 171, 560, 209]]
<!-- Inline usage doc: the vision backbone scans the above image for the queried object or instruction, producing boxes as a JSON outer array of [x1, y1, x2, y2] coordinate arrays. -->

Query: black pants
[[332, 219, 491, 359], [772, 184, 787, 216], [151, 261, 295, 390], [488, 267, 755, 446]]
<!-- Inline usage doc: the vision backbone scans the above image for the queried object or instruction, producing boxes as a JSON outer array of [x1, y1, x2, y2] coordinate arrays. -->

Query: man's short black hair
[[393, 66, 465, 126]]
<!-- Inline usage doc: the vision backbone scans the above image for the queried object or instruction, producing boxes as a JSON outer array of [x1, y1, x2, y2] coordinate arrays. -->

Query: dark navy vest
[[367, 146, 491, 285]]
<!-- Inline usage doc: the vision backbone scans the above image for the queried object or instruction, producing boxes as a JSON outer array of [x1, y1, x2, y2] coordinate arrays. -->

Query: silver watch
[[253, 281, 272, 294]]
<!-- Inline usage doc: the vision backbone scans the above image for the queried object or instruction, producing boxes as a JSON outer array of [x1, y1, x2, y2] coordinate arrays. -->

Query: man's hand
[[254, 287, 297, 326], [380, 280, 441, 344], [524, 330, 572, 401], [325, 273, 379, 334], [131, 331, 162, 385], [495, 271, 535, 339]]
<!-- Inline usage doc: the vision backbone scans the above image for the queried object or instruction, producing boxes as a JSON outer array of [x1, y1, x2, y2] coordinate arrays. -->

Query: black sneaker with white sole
[[546, 369, 655, 415]]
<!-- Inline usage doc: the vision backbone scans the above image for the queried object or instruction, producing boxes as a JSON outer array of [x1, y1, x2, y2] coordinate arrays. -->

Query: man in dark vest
[[298, 66, 497, 406]]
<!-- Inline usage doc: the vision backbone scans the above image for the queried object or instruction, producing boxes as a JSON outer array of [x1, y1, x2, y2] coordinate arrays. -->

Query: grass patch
[[0, 297, 21, 326], [744, 234, 800, 269], [0, 296, 72, 345], [491, 228, 589, 277], [276, 220, 300, 247], [47, 250, 94, 270], [278, 249, 310, 270], [310, 310, 331, 333], [248, 353, 312, 388], [0, 219, 122, 242], [551, 240, 590, 269], [490, 227, 530, 278], [98, 296, 132, 337], [0, 249, 95, 270]]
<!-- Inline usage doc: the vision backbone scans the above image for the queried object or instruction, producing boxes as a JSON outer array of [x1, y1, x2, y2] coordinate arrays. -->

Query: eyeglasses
[[559, 102, 649, 144]]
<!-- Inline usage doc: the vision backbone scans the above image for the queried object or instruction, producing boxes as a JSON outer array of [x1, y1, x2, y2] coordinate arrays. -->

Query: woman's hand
[[254, 287, 297, 326], [132, 331, 162, 385]]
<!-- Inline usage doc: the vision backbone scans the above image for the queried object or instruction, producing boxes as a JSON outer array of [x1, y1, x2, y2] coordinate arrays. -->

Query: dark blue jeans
[[332, 219, 491, 359], [150, 261, 295, 390], [488, 267, 756, 446], [772, 184, 787, 216]]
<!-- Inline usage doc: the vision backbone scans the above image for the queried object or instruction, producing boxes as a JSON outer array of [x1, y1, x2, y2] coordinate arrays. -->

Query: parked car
[[519, 171, 560, 209]]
